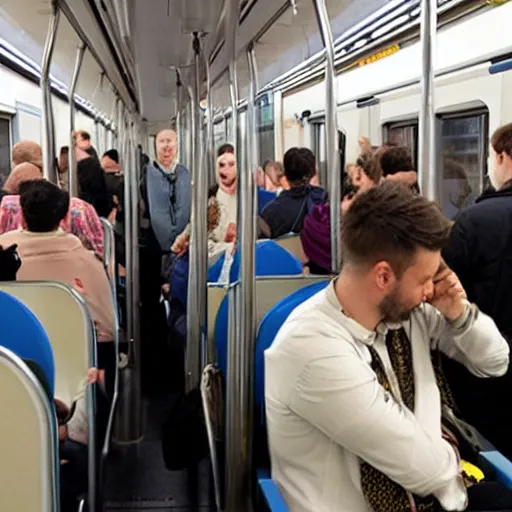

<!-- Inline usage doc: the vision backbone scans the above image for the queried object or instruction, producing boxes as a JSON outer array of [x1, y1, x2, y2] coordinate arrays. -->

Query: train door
[[438, 107, 489, 220], [310, 116, 346, 189]]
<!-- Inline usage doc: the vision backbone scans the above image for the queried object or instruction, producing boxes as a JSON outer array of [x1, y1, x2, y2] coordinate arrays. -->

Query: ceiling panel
[[0, 0, 134, 119]]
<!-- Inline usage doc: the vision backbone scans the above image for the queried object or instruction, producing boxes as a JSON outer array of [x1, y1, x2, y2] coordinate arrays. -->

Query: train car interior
[[1, 0, 512, 511]]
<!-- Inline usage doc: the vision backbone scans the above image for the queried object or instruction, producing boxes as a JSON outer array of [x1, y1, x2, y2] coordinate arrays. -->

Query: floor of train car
[[104, 394, 215, 511], [104, 326, 215, 511]]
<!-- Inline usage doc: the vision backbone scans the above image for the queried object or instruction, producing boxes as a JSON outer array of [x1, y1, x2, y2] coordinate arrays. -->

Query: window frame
[[0, 114, 13, 186]]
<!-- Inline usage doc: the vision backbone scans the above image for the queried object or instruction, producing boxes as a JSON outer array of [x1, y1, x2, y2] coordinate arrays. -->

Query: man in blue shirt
[[140, 128, 191, 395]]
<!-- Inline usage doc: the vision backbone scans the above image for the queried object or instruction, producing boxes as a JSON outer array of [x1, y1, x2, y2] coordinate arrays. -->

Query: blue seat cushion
[[255, 280, 329, 410], [0, 291, 55, 395], [258, 187, 277, 214], [214, 241, 304, 374]]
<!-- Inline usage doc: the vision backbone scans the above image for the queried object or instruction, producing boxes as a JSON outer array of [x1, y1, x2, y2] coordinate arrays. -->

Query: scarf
[[360, 328, 462, 512]]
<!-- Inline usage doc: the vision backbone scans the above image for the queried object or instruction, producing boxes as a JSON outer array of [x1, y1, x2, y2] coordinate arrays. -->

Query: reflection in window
[[257, 93, 275, 165], [384, 122, 418, 167], [0, 118, 10, 187], [214, 120, 227, 149], [440, 113, 487, 220]]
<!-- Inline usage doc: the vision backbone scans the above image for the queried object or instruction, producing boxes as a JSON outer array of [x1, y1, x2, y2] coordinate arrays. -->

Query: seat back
[[275, 233, 307, 264], [100, 217, 116, 286], [255, 280, 329, 409], [0, 291, 55, 395], [0, 281, 96, 405], [0, 345, 59, 512], [215, 276, 328, 377], [207, 284, 228, 348], [208, 240, 303, 284]]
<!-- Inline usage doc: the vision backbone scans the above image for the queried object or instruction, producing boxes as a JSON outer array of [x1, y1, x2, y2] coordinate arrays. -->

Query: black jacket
[[442, 180, 512, 457]]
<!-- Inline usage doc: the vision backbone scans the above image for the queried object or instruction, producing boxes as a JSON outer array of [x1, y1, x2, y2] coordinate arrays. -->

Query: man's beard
[[379, 287, 416, 323]]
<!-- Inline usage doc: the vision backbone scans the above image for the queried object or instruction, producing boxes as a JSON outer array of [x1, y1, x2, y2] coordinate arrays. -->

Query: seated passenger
[[0, 141, 104, 260], [0, 180, 115, 359], [258, 147, 327, 239], [301, 154, 380, 274], [265, 182, 509, 512], [11, 139, 43, 170], [443, 122, 512, 459], [208, 143, 237, 257], [263, 160, 287, 195]]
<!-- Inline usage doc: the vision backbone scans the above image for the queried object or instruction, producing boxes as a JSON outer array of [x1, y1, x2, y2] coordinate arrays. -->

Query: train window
[[214, 120, 226, 148], [383, 120, 418, 167], [0, 118, 11, 187], [439, 109, 488, 220], [257, 93, 275, 165]]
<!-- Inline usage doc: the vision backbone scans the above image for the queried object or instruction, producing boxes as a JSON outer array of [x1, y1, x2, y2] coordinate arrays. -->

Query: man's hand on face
[[429, 261, 467, 322]]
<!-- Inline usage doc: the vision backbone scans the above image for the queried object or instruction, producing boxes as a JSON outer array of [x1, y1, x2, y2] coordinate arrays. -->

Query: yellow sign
[[357, 44, 400, 67], [487, 0, 510, 6]]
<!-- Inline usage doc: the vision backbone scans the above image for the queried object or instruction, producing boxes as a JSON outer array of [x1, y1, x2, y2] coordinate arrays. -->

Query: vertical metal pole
[[176, 70, 183, 163], [202, 41, 216, 364], [104, 121, 109, 152], [128, 119, 143, 436], [68, 43, 86, 197], [312, 0, 340, 273], [114, 111, 144, 444], [41, 1, 60, 185], [418, 0, 437, 200], [94, 113, 101, 155], [185, 40, 202, 392], [224, 0, 254, 509]]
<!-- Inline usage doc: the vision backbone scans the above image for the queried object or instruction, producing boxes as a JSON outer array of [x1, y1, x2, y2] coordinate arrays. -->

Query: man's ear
[[373, 261, 396, 291]]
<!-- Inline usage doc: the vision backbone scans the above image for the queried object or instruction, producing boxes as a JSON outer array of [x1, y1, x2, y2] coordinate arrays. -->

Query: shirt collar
[[324, 279, 394, 346]]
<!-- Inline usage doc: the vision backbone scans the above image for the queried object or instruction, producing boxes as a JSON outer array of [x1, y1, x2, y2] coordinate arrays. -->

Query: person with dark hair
[[58, 146, 69, 191], [77, 153, 113, 218], [301, 153, 380, 274], [442, 122, 512, 459], [206, 143, 238, 256], [257, 147, 327, 239], [0, 142, 105, 260], [101, 148, 123, 217], [0, 180, 115, 346], [378, 145, 420, 193], [265, 181, 509, 512]]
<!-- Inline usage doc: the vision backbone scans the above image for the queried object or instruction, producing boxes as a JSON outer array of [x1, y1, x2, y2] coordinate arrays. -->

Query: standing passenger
[[443, 122, 512, 458], [140, 128, 191, 393], [265, 182, 509, 512]]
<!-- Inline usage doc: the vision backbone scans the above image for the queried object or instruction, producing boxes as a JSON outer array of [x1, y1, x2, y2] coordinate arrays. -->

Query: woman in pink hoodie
[[0, 180, 115, 379]]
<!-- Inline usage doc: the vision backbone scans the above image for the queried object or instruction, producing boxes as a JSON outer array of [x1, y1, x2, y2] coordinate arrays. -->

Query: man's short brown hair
[[341, 181, 451, 275], [491, 123, 512, 157], [379, 146, 414, 177]]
